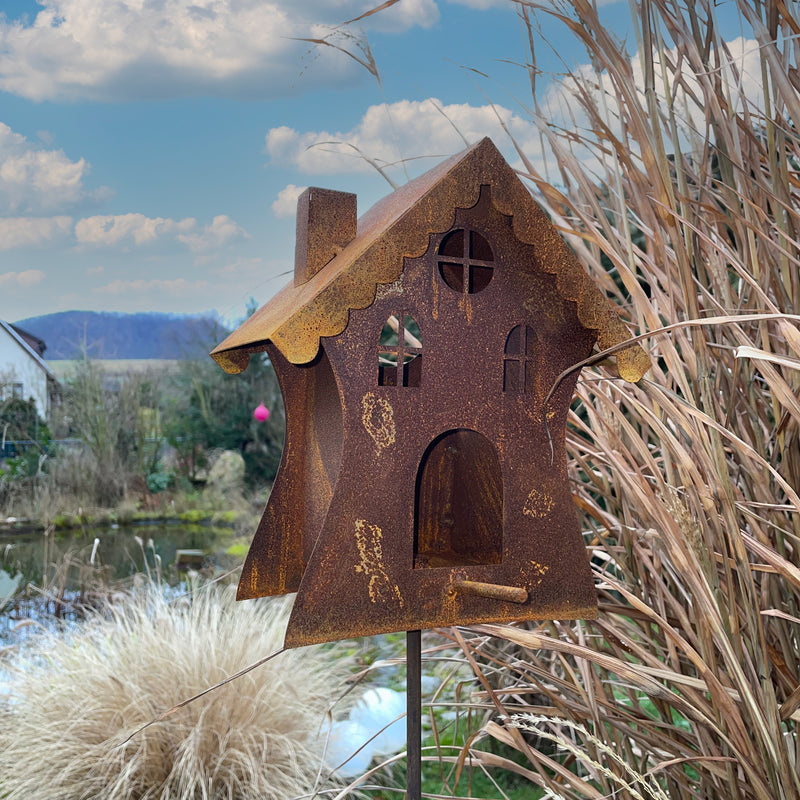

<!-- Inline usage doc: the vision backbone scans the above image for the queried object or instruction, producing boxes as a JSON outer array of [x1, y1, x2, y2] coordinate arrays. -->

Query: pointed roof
[[0, 321, 56, 380], [212, 138, 648, 382]]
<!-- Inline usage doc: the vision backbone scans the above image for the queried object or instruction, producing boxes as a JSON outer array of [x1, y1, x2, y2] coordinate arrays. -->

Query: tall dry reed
[[425, 1, 800, 798]]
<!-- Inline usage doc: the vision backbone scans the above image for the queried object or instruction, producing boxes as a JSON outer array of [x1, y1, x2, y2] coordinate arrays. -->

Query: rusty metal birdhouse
[[212, 138, 648, 648]]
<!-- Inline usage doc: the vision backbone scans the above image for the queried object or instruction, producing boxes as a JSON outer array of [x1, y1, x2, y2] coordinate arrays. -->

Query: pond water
[[0, 523, 243, 647]]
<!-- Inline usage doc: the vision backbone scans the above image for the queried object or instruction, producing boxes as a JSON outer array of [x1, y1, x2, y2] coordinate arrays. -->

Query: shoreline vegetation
[[0, 505, 251, 534], [0, 478, 269, 534], [1, 330, 285, 534]]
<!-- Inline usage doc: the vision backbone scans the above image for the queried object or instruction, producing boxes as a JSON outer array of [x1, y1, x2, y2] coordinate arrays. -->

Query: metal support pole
[[407, 629, 422, 800]]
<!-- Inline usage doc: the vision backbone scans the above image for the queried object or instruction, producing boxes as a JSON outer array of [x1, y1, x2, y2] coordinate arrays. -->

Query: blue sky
[[0, 0, 755, 326]]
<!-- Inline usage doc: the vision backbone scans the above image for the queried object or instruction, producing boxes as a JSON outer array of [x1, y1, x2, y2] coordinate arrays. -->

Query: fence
[[0, 439, 83, 460]]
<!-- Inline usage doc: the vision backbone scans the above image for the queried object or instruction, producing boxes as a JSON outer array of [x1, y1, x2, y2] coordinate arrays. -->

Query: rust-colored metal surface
[[215, 140, 650, 648], [211, 137, 649, 381], [294, 187, 357, 285]]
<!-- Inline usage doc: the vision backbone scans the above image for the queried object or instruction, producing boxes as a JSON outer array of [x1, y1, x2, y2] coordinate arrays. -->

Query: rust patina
[[212, 138, 648, 648]]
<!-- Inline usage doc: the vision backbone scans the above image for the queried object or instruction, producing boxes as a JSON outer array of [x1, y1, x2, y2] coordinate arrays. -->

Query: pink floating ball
[[253, 403, 270, 422]]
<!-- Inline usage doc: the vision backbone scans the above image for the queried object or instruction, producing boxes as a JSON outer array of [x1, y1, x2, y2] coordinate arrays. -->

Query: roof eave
[[211, 138, 649, 383], [1, 321, 57, 380]]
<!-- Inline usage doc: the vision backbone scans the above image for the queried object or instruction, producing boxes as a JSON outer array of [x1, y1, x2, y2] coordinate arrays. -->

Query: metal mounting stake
[[407, 629, 422, 800]]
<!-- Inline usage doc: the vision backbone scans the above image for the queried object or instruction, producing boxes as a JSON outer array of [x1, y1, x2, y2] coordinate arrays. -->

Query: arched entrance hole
[[414, 429, 503, 569]]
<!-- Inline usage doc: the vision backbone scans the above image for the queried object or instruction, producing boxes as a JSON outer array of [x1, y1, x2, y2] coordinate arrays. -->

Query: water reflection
[[0, 568, 22, 607], [0, 525, 240, 647]]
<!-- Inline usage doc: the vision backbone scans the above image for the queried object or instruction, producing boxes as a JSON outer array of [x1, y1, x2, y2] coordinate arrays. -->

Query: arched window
[[437, 228, 494, 294], [503, 325, 536, 394], [378, 313, 422, 387], [414, 429, 503, 568]]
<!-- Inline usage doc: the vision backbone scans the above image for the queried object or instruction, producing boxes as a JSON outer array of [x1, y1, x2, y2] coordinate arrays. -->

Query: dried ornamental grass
[[305, 0, 800, 797], [425, 0, 800, 798], [0, 584, 350, 800]]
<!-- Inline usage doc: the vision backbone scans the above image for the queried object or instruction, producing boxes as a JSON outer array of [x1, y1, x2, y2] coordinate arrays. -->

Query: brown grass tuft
[[0, 583, 351, 800]]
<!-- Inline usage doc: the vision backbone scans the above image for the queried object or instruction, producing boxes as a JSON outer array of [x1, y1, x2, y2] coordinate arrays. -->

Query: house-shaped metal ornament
[[212, 138, 648, 648]]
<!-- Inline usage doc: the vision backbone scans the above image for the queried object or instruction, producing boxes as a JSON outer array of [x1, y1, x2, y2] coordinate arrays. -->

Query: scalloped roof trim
[[211, 138, 648, 383]]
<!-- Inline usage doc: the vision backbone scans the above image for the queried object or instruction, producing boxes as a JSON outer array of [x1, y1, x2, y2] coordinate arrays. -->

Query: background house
[[0, 320, 58, 421]]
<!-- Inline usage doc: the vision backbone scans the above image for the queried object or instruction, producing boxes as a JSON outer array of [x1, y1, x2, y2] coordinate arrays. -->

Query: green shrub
[[145, 469, 173, 493], [225, 541, 248, 558]]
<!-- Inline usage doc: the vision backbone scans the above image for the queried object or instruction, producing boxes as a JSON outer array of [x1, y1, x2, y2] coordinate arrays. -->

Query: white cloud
[[711, 36, 766, 114], [177, 214, 248, 252], [272, 184, 306, 218], [0, 123, 96, 213], [75, 213, 195, 247], [74, 212, 247, 252], [264, 32, 770, 185], [214, 256, 293, 305], [0, 0, 437, 101], [361, 0, 439, 32], [446, 0, 511, 7], [265, 98, 539, 178], [218, 256, 266, 275], [0, 269, 46, 288], [0, 208, 247, 255], [447, 0, 620, 7], [0, 216, 73, 249], [540, 36, 766, 146]]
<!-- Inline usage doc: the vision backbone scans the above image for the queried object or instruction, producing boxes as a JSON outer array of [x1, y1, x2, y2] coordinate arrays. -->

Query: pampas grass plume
[[0, 584, 351, 800]]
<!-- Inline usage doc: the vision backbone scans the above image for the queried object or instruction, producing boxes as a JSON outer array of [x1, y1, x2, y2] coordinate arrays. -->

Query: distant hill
[[14, 311, 229, 360]]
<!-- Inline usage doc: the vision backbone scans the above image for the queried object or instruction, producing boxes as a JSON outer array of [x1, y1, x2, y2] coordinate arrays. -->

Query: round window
[[437, 228, 494, 294]]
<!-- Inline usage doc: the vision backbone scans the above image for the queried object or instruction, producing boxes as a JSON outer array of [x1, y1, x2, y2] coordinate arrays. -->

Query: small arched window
[[437, 228, 494, 294], [378, 313, 422, 387], [503, 325, 536, 394]]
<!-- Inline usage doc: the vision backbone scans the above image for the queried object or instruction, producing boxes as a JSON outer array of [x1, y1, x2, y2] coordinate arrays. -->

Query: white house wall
[[0, 329, 50, 419]]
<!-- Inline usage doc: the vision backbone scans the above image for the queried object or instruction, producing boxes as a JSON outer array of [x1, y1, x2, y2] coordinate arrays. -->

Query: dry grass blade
[[305, 140, 400, 189], [544, 313, 800, 407], [734, 345, 800, 371], [342, 0, 401, 26], [119, 645, 287, 745], [292, 33, 379, 79]]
